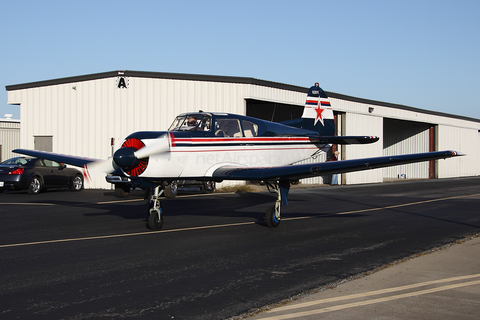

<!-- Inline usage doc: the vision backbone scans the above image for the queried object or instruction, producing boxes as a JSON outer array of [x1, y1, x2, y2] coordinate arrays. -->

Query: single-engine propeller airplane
[[14, 83, 462, 230]]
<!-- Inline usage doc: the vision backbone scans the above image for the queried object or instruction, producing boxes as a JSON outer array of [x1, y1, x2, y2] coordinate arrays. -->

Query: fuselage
[[120, 112, 327, 182]]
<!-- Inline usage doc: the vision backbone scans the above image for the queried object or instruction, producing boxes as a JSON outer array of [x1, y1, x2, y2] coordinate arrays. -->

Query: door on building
[[383, 119, 435, 180]]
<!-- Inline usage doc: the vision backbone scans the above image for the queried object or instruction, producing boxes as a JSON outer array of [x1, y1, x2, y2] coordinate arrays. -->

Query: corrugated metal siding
[[383, 119, 430, 179], [437, 125, 478, 178], [0, 120, 20, 162], [7, 72, 480, 188], [343, 112, 383, 185], [9, 76, 307, 188]]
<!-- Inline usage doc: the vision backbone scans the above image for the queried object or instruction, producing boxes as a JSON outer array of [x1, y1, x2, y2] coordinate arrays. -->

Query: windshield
[[168, 115, 212, 132]]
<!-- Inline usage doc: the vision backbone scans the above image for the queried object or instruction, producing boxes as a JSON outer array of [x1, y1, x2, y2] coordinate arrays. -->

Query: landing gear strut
[[148, 185, 164, 230], [264, 180, 290, 228]]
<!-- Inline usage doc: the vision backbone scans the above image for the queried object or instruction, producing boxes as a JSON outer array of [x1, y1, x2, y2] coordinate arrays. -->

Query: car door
[[33, 159, 55, 186], [44, 159, 69, 187]]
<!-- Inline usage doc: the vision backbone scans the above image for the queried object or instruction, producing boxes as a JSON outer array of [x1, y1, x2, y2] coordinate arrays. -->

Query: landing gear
[[264, 180, 290, 228], [265, 203, 281, 228], [147, 185, 164, 231]]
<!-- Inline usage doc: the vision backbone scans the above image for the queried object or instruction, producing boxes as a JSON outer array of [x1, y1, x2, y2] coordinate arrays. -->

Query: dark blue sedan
[[0, 157, 84, 194]]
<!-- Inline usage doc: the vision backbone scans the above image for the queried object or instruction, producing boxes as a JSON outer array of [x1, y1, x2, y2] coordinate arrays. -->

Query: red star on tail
[[314, 103, 325, 126]]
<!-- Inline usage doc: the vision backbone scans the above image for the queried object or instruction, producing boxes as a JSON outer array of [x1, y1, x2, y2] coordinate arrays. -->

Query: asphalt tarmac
[[1, 177, 479, 319]]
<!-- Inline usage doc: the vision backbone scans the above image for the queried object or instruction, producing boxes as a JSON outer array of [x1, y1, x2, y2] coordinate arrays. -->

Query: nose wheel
[[147, 185, 164, 231]]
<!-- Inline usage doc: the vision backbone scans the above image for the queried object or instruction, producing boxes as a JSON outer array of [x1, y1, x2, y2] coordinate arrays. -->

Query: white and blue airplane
[[14, 83, 461, 230]]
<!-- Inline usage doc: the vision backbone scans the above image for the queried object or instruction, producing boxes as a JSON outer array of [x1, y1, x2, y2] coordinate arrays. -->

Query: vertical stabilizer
[[281, 83, 335, 136]]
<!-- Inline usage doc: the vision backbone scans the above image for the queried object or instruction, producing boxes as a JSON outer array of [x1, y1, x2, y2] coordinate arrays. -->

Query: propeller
[[84, 158, 117, 174], [112, 133, 170, 176], [82, 133, 170, 179]]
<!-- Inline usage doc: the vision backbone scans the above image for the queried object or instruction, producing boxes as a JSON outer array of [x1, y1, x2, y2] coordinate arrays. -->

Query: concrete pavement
[[249, 235, 480, 320]]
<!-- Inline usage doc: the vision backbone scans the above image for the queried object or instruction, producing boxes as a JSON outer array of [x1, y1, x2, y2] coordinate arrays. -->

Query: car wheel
[[164, 181, 178, 198], [203, 181, 216, 193], [70, 174, 84, 191], [27, 176, 42, 195]]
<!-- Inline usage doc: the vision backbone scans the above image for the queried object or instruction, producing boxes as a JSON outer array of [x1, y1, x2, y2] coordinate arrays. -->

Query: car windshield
[[168, 115, 212, 132]]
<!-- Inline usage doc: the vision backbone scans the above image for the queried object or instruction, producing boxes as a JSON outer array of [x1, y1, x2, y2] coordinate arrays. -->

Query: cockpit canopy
[[168, 114, 212, 132], [168, 113, 260, 137]]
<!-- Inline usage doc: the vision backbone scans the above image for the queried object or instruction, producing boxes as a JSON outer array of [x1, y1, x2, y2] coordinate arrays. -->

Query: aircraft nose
[[113, 147, 138, 168]]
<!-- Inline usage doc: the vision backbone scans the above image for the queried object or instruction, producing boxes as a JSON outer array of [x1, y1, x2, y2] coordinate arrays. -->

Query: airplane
[[13, 83, 462, 230]]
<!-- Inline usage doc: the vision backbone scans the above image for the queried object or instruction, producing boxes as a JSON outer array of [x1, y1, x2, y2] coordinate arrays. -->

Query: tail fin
[[281, 83, 335, 136]]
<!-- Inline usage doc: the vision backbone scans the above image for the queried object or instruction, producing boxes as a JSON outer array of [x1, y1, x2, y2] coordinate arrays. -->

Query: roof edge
[[327, 91, 480, 123], [5, 70, 479, 123], [5, 70, 308, 93]]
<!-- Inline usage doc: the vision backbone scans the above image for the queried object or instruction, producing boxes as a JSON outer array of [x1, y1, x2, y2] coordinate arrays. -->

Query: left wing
[[212, 150, 463, 181], [13, 149, 99, 168]]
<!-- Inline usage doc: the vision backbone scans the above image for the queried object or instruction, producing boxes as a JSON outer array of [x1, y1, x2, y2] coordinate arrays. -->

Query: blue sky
[[2, 0, 479, 120]]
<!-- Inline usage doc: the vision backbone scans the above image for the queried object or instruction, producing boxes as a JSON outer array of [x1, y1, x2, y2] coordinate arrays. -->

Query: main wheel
[[203, 181, 216, 193], [265, 204, 281, 228], [148, 204, 164, 231], [70, 174, 84, 191], [27, 176, 42, 195]]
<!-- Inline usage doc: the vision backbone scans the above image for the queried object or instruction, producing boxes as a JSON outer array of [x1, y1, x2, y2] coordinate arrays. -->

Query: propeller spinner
[[113, 134, 170, 177]]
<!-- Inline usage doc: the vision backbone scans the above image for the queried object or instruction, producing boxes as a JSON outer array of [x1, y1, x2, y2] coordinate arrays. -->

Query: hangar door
[[246, 99, 303, 122], [383, 118, 436, 180]]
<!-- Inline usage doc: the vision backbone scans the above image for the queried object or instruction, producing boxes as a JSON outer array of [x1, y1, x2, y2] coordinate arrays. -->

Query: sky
[[1, 0, 479, 120]]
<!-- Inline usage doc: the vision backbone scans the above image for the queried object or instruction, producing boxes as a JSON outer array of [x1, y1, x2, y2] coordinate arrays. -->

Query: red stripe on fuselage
[[172, 137, 311, 143]]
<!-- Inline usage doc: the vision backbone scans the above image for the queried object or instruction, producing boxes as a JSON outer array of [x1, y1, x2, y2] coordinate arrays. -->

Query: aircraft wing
[[13, 149, 99, 168], [212, 150, 463, 181]]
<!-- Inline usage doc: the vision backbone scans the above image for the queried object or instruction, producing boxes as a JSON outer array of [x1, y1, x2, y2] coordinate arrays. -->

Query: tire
[[70, 174, 84, 191], [265, 205, 281, 228], [164, 181, 178, 198], [115, 184, 131, 197], [27, 176, 42, 195], [148, 205, 163, 231], [203, 181, 216, 193]]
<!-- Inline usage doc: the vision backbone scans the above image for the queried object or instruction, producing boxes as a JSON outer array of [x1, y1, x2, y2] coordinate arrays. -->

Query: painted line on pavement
[[1, 193, 479, 249], [268, 273, 480, 312], [257, 278, 480, 319]]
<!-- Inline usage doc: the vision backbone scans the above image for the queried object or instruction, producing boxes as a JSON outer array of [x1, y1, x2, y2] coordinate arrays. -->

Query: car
[[105, 175, 215, 198], [0, 157, 84, 194]]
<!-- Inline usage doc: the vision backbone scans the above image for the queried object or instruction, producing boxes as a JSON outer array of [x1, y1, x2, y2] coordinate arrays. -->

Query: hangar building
[[0, 114, 20, 163], [6, 70, 480, 189]]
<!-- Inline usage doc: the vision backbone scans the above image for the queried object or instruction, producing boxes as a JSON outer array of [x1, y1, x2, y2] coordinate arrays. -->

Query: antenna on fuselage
[[271, 103, 277, 122]]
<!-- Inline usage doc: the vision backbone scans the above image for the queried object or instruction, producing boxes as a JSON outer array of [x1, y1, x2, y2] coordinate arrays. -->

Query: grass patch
[[216, 184, 258, 193]]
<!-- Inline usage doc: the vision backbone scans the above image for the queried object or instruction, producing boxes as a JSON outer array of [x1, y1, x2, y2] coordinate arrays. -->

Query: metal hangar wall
[[6, 70, 480, 189], [0, 116, 20, 162]]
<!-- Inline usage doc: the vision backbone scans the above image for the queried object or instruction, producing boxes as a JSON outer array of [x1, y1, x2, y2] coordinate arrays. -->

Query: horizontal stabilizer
[[312, 136, 379, 145]]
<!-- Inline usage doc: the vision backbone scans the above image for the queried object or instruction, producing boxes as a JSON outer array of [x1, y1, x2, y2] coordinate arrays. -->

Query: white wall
[[437, 125, 478, 178], [0, 120, 20, 162], [8, 75, 307, 188], [343, 112, 384, 185], [8, 72, 480, 188]]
